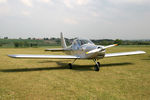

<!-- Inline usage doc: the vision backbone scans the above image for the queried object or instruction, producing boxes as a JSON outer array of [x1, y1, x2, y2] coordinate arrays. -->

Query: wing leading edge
[[105, 51, 146, 58], [8, 54, 79, 59]]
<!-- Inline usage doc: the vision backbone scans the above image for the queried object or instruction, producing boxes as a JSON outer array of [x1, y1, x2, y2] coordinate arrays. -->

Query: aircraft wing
[[105, 51, 146, 58], [8, 54, 79, 59]]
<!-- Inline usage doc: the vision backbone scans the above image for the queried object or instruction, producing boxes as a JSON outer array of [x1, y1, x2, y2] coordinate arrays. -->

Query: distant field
[[0, 46, 150, 100]]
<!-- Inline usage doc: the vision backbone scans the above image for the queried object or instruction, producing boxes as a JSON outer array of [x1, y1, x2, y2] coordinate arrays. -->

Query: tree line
[[0, 38, 150, 48]]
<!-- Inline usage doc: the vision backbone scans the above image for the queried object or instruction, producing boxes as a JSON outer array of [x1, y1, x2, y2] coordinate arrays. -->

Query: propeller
[[86, 44, 118, 54]]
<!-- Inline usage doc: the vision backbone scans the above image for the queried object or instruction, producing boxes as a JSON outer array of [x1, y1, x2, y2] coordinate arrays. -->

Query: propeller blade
[[86, 44, 118, 54], [103, 44, 118, 49], [86, 48, 101, 54]]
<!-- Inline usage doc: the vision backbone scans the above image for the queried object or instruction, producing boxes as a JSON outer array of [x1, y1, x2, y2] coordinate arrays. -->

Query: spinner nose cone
[[97, 46, 101, 49], [97, 45, 105, 51]]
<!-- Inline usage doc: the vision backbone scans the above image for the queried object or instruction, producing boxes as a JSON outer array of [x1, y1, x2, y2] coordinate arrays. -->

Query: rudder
[[60, 32, 67, 48]]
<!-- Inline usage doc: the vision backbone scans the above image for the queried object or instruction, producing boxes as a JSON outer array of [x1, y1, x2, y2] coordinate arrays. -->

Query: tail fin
[[60, 32, 67, 48]]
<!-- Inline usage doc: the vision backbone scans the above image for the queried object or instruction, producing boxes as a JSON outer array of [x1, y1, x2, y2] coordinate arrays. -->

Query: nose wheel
[[93, 59, 100, 71], [97, 62, 100, 67]]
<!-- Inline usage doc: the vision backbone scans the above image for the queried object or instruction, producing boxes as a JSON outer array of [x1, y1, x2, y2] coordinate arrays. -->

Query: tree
[[114, 39, 122, 45], [0, 43, 2, 47], [14, 42, 19, 48], [24, 41, 29, 47], [4, 37, 8, 39], [28, 37, 31, 40]]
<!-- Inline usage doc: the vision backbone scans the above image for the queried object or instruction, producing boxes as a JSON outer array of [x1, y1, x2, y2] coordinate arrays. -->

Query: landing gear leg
[[68, 58, 77, 69], [93, 59, 100, 71], [97, 62, 100, 67]]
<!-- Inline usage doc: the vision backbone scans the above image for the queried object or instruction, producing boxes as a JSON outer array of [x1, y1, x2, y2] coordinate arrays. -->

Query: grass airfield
[[0, 46, 150, 100]]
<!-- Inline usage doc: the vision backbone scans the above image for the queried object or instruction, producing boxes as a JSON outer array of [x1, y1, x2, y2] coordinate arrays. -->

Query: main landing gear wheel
[[68, 63, 72, 69], [68, 59, 77, 69], [94, 63, 99, 71]]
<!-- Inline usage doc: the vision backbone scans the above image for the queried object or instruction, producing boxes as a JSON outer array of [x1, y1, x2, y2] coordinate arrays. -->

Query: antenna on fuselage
[[60, 32, 67, 48]]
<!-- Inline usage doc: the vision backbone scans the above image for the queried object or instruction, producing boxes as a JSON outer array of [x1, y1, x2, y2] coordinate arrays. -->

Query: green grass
[[0, 46, 150, 100]]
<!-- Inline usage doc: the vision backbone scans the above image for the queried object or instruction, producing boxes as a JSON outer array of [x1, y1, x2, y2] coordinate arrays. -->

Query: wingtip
[[134, 51, 146, 54], [8, 55, 12, 57], [8, 55, 16, 58], [140, 51, 146, 54]]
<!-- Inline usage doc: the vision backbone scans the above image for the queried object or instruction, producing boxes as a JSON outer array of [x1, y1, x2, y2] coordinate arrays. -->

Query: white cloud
[[63, 0, 90, 8], [64, 0, 74, 8], [64, 18, 78, 24], [0, 0, 150, 39], [0, 0, 8, 15], [0, 5, 9, 16], [0, 0, 7, 4], [38, 0, 51, 3], [108, 0, 150, 4], [91, 12, 99, 17], [22, 11, 31, 16], [76, 0, 89, 5], [21, 0, 33, 7]]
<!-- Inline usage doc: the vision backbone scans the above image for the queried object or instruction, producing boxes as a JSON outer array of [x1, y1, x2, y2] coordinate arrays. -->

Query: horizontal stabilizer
[[45, 48, 64, 52], [8, 54, 79, 59], [105, 51, 146, 58]]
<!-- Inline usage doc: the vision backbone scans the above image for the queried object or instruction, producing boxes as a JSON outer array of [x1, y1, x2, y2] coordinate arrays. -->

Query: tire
[[94, 64, 99, 71], [68, 63, 72, 69]]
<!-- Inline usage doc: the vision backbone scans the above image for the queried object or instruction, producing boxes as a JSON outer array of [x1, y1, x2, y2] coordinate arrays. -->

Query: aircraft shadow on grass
[[0, 62, 133, 72], [38, 60, 71, 63], [142, 56, 150, 60], [142, 58, 150, 60]]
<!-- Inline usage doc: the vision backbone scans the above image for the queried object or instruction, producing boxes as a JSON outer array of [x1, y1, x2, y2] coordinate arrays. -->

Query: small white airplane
[[8, 33, 146, 71]]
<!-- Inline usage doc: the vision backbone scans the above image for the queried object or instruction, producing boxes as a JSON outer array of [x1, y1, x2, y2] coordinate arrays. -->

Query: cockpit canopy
[[72, 38, 94, 46]]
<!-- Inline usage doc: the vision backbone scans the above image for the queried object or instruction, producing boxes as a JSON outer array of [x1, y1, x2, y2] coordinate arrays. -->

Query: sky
[[0, 0, 150, 39]]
